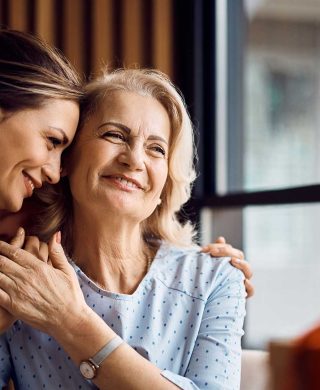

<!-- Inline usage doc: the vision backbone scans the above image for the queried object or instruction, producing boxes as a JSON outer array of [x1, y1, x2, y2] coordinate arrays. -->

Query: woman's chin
[[0, 208, 26, 239], [3, 196, 23, 213]]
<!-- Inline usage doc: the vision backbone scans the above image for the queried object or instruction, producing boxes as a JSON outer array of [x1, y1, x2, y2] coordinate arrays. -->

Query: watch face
[[80, 361, 96, 379]]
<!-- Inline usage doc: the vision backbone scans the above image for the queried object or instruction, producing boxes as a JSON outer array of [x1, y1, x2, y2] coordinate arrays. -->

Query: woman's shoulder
[[156, 240, 234, 273], [154, 241, 245, 301]]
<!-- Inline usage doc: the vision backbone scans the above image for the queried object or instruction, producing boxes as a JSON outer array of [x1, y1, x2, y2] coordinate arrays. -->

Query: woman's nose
[[41, 156, 61, 184], [118, 143, 145, 171]]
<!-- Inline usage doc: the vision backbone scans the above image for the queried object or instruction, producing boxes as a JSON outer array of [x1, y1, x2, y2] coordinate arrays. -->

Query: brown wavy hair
[[0, 29, 83, 115]]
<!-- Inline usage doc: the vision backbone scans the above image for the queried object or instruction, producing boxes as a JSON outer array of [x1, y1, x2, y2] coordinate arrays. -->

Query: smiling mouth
[[23, 173, 35, 196], [104, 175, 145, 191]]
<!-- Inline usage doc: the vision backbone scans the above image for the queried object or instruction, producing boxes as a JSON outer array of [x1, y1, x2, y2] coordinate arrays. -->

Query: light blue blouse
[[0, 242, 246, 389]]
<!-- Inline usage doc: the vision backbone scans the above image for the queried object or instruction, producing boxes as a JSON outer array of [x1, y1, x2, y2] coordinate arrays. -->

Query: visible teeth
[[24, 175, 34, 191], [116, 177, 138, 189]]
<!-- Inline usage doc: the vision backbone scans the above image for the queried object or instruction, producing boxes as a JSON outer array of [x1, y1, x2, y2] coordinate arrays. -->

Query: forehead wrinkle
[[134, 121, 170, 143], [98, 93, 171, 143], [99, 118, 169, 145], [97, 121, 131, 134], [129, 131, 169, 148]]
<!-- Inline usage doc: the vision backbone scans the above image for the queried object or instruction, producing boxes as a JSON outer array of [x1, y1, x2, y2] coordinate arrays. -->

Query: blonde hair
[[34, 68, 198, 251]]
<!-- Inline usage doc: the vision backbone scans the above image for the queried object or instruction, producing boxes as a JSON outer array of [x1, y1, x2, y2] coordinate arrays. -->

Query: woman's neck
[[70, 210, 155, 294]]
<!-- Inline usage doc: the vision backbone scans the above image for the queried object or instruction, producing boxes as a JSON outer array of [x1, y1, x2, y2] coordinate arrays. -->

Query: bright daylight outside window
[[244, 0, 320, 193], [210, 0, 320, 349], [245, 0, 320, 348]]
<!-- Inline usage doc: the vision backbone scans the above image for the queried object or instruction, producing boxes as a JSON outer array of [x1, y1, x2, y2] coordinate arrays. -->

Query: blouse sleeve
[[0, 333, 12, 387], [161, 262, 246, 390]]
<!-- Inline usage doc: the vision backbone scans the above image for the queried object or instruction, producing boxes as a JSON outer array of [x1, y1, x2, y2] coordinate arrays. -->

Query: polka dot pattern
[[0, 242, 246, 389]]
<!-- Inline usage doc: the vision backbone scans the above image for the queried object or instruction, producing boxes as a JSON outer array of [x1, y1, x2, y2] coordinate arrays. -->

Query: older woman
[[0, 69, 246, 389]]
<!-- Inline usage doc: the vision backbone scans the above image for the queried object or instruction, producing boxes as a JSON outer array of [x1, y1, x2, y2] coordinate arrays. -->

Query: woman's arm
[[0, 230, 49, 334], [0, 228, 25, 334], [0, 238, 246, 389], [0, 206, 254, 300], [181, 261, 246, 388], [0, 236, 181, 389], [54, 257, 246, 389]]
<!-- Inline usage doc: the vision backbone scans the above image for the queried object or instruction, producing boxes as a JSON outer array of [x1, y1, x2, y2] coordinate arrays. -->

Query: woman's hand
[[201, 236, 254, 298], [0, 229, 50, 333], [0, 227, 25, 333], [0, 232, 88, 338]]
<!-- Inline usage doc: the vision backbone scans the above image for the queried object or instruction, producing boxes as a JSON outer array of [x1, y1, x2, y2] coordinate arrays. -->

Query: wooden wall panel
[[8, 0, 28, 31], [91, 0, 113, 75], [62, 0, 85, 75], [152, 0, 173, 77], [122, 0, 144, 67], [0, 0, 174, 79], [34, 0, 55, 45], [0, 0, 8, 27]]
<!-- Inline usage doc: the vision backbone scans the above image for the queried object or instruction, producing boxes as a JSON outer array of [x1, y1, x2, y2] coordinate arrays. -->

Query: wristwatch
[[79, 335, 124, 379], [80, 359, 97, 380]]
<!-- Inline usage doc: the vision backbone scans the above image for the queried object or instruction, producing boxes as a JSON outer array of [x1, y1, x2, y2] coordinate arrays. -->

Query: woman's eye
[[102, 131, 127, 143], [47, 137, 62, 149], [149, 145, 166, 157]]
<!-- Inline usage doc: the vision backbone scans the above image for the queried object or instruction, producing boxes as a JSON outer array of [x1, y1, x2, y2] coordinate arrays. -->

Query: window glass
[[244, 203, 320, 348], [238, 0, 320, 192]]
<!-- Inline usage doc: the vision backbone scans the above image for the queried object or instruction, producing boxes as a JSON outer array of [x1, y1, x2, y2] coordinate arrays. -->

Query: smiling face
[[67, 91, 171, 223], [0, 99, 79, 212]]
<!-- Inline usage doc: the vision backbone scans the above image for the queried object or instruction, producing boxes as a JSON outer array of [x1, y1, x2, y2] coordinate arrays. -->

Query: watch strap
[[90, 335, 124, 367]]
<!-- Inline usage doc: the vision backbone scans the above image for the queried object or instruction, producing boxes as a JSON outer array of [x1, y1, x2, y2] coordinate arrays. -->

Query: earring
[[157, 198, 162, 206]]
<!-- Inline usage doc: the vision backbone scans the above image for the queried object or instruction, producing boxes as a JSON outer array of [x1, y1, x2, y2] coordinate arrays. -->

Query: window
[[201, 0, 320, 349], [243, 0, 320, 192]]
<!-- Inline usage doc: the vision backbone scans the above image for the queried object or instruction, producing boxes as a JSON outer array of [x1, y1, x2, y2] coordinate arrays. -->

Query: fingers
[[10, 227, 25, 249], [202, 243, 244, 259], [48, 232, 70, 271], [229, 257, 254, 298], [214, 236, 226, 244], [244, 279, 254, 298], [39, 242, 49, 264], [230, 257, 253, 279], [0, 233, 55, 273], [0, 258, 17, 290], [0, 240, 40, 268], [0, 288, 11, 312], [24, 236, 49, 263]]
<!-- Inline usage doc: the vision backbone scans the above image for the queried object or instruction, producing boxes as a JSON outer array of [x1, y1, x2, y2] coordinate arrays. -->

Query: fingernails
[[55, 231, 61, 244], [231, 258, 241, 264], [17, 227, 24, 236]]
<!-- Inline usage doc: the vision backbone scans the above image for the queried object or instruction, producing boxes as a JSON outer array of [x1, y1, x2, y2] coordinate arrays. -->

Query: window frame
[[172, 0, 320, 349], [201, 0, 320, 208]]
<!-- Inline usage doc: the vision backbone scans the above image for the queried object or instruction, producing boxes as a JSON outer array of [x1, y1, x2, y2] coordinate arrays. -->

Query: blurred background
[[1, 0, 320, 351], [0, 0, 173, 77]]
